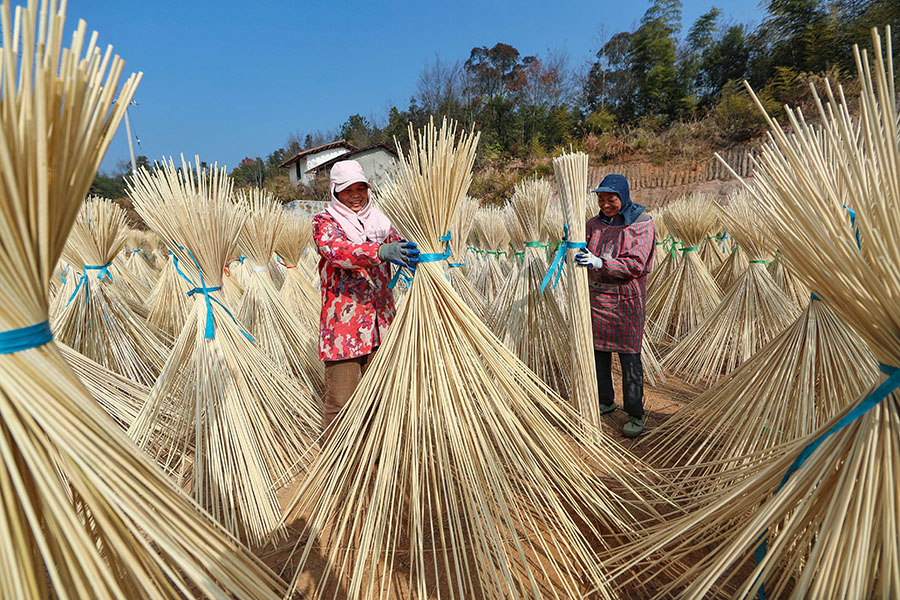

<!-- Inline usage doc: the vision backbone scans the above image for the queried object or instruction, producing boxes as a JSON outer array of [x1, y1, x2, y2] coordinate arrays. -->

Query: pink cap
[[330, 160, 371, 195]]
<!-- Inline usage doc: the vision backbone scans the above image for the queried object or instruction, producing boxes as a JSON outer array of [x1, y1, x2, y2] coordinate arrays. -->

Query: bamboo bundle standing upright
[[645, 194, 724, 344], [446, 194, 489, 319], [699, 225, 726, 272], [608, 29, 900, 599], [128, 157, 321, 547], [488, 177, 571, 398], [282, 120, 666, 600], [768, 252, 810, 310], [236, 189, 323, 395], [553, 152, 601, 427], [276, 212, 320, 331], [473, 205, 510, 303], [0, 3, 283, 597], [643, 295, 878, 488], [145, 249, 193, 337], [713, 242, 748, 292], [662, 194, 800, 384], [51, 199, 171, 385]]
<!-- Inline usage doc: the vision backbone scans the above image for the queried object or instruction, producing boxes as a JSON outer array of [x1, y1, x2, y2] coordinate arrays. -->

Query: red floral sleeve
[[313, 217, 383, 270]]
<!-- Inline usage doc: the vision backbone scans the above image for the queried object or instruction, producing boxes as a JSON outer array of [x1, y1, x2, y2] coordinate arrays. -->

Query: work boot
[[598, 401, 617, 415], [623, 416, 644, 438]]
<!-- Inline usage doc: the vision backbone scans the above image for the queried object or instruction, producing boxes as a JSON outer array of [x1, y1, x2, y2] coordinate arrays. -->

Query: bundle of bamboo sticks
[[51, 198, 170, 385], [281, 119, 667, 600], [662, 193, 800, 384], [554, 151, 602, 427], [236, 188, 323, 394], [0, 2, 284, 597], [128, 156, 321, 547], [646, 193, 723, 344]]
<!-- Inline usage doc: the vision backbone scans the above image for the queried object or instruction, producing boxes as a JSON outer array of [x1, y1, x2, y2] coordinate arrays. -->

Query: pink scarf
[[325, 193, 392, 244]]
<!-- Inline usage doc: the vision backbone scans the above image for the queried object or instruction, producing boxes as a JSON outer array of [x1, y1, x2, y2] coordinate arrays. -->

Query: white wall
[[301, 147, 351, 186], [349, 148, 398, 190]]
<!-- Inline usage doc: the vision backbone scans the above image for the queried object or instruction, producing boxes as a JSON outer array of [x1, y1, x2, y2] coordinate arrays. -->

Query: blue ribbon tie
[[754, 362, 900, 599], [540, 224, 587, 293], [172, 246, 254, 341], [390, 231, 453, 288], [0, 321, 53, 354], [66, 262, 114, 307]]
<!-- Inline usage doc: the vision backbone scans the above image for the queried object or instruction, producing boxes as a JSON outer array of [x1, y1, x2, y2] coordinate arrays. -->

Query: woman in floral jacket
[[312, 160, 418, 437]]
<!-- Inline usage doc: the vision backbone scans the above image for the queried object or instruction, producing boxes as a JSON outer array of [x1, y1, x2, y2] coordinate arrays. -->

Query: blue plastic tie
[[66, 262, 114, 307], [60, 264, 69, 284], [753, 362, 900, 599], [810, 292, 822, 302], [0, 320, 53, 354], [172, 246, 254, 341], [540, 224, 587, 293], [842, 205, 862, 249], [389, 232, 452, 288]]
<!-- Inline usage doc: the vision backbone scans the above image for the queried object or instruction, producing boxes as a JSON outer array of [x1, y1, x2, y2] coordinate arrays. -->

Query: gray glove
[[575, 249, 604, 269], [378, 240, 420, 268]]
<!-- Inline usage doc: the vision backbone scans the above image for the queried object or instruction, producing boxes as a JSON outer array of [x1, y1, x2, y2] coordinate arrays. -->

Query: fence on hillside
[[588, 145, 755, 191]]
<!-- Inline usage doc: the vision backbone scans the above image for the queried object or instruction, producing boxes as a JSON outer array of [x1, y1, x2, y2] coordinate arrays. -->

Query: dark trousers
[[595, 350, 644, 418]]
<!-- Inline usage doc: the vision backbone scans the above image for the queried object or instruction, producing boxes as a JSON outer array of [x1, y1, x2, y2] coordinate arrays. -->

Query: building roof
[[278, 140, 357, 168], [310, 143, 399, 173]]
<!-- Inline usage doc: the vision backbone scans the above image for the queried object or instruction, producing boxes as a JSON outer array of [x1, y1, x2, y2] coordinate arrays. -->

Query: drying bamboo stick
[[607, 28, 900, 599]]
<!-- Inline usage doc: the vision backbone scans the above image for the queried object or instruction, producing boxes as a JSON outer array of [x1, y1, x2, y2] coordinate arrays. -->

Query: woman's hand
[[575, 249, 604, 269], [379, 240, 420, 268]]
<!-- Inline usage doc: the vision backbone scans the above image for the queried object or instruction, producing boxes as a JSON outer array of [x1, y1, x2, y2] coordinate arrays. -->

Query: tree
[[680, 8, 721, 104], [584, 31, 636, 117], [628, 0, 688, 121], [698, 24, 750, 106]]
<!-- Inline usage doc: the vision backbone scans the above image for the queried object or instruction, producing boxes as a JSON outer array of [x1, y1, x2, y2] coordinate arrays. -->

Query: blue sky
[[71, 1, 766, 174]]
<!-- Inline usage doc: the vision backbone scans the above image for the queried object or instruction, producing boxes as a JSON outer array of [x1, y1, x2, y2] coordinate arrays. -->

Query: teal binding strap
[[0, 320, 53, 354], [172, 246, 254, 341], [753, 362, 900, 599], [389, 231, 452, 289], [65, 261, 114, 307], [540, 224, 587, 293]]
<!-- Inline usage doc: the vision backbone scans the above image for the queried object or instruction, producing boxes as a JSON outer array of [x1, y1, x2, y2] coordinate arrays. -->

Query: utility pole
[[123, 99, 138, 173]]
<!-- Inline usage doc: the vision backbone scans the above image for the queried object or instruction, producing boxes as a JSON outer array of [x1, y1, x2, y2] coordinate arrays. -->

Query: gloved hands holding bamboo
[[575, 249, 603, 269], [379, 240, 420, 268]]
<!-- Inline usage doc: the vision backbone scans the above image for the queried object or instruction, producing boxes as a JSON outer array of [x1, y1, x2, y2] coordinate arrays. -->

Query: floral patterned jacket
[[312, 211, 400, 361]]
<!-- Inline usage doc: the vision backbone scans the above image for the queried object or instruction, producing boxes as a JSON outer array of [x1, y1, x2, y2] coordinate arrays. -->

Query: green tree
[[629, 0, 689, 121]]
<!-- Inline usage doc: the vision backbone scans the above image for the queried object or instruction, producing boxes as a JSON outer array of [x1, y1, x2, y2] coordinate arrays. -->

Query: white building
[[280, 141, 399, 192], [279, 140, 356, 188]]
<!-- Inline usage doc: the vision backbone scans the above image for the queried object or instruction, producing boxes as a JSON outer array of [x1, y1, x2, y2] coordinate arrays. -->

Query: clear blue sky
[[72, 0, 766, 174]]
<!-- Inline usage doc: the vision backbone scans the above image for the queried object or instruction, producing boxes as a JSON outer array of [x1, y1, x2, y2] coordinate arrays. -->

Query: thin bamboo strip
[[0, 2, 284, 597], [236, 188, 324, 396], [554, 151, 602, 428], [608, 28, 900, 599], [282, 119, 669, 600], [128, 156, 321, 547]]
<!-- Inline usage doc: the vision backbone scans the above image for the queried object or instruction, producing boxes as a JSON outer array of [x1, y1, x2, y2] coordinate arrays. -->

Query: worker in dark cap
[[575, 174, 656, 437]]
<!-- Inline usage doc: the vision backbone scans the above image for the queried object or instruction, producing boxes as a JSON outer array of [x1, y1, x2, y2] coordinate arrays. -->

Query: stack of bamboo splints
[[127, 156, 321, 547], [607, 27, 900, 599], [281, 118, 669, 600], [0, 1, 284, 597]]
